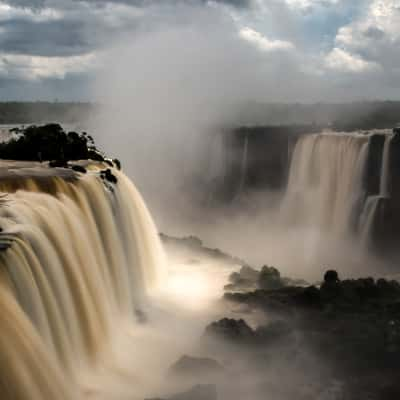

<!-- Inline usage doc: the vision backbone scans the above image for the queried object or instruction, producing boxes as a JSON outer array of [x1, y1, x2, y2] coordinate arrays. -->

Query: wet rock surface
[[168, 356, 223, 378], [224, 265, 308, 293], [160, 234, 244, 267], [216, 269, 400, 399]]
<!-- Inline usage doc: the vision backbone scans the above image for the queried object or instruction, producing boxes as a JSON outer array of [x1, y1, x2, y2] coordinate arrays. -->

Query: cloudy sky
[[0, 0, 399, 101]]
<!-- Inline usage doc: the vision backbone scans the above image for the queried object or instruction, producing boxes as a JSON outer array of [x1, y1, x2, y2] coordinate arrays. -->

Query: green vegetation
[[0, 123, 104, 162]]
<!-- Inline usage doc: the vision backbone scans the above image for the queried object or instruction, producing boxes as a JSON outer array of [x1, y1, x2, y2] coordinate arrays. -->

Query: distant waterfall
[[236, 134, 249, 196], [379, 134, 393, 197], [281, 130, 394, 245], [360, 133, 394, 243], [0, 164, 165, 400], [281, 132, 370, 235]]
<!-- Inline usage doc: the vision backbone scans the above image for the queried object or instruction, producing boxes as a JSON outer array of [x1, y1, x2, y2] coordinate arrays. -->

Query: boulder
[[100, 168, 118, 184], [49, 159, 68, 168], [168, 355, 223, 378], [205, 318, 254, 342], [258, 266, 284, 290], [71, 165, 87, 174], [113, 158, 121, 170]]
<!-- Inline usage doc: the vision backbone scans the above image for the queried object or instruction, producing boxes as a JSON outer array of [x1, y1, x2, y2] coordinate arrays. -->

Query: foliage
[[0, 123, 104, 162]]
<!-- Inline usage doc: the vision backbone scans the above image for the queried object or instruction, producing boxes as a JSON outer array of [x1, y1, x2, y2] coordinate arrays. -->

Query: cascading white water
[[379, 134, 393, 198], [236, 134, 248, 197], [0, 163, 165, 400], [359, 133, 394, 243], [281, 132, 370, 235], [282, 130, 393, 246]]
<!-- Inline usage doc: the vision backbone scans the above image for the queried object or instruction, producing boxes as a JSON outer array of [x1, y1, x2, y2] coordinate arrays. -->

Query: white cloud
[[0, 52, 97, 79], [239, 27, 294, 51], [325, 47, 380, 73], [285, 0, 339, 10], [334, 0, 400, 63], [0, 3, 62, 22]]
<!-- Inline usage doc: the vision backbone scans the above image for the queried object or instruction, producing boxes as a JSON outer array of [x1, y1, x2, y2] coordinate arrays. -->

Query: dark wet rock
[[226, 268, 400, 313], [225, 266, 259, 292], [205, 318, 255, 342], [254, 320, 293, 343], [113, 158, 121, 170], [168, 355, 223, 377], [238, 265, 259, 281], [146, 384, 217, 400], [258, 266, 285, 290], [88, 149, 105, 162], [225, 286, 308, 314], [49, 159, 68, 168], [215, 268, 400, 400], [100, 169, 118, 184], [71, 165, 87, 174], [225, 265, 308, 293], [323, 270, 339, 284], [160, 234, 244, 267], [223, 269, 400, 370]]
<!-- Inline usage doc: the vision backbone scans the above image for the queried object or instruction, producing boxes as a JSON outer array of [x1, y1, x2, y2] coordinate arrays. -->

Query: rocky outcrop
[[203, 268, 400, 399], [168, 356, 223, 378], [205, 318, 255, 343], [160, 234, 244, 267], [224, 265, 308, 293]]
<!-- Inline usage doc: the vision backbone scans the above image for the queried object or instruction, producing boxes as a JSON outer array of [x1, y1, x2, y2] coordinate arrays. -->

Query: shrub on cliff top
[[0, 123, 104, 162]]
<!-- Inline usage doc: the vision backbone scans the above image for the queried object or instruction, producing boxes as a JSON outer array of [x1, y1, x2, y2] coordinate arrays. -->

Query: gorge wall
[[210, 126, 400, 256]]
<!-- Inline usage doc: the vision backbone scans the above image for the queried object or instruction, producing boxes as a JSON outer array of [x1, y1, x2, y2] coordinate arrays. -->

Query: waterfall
[[0, 163, 165, 399], [281, 130, 394, 247], [236, 134, 249, 196], [379, 133, 393, 198], [360, 133, 393, 243], [281, 132, 370, 235]]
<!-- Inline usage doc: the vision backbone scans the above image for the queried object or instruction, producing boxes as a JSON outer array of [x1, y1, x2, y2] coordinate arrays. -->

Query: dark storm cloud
[[0, 0, 251, 58], [0, 19, 91, 57], [0, 1, 141, 57]]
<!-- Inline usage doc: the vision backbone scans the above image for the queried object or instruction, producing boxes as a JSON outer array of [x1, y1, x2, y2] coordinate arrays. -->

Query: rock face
[[168, 356, 223, 378], [258, 266, 285, 290], [204, 317, 294, 347], [205, 318, 255, 343], [224, 265, 307, 293], [212, 125, 321, 202], [100, 168, 118, 184], [224, 269, 400, 367], [160, 234, 244, 267], [210, 268, 400, 399]]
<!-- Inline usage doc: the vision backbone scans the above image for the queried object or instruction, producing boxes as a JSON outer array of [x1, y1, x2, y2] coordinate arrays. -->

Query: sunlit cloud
[[325, 47, 380, 73], [239, 27, 294, 51]]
